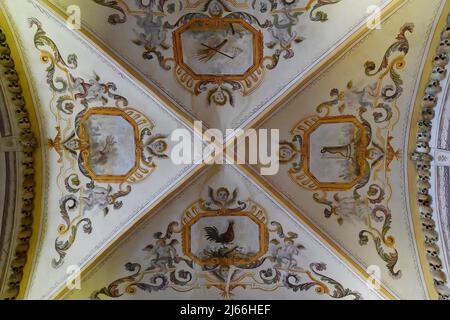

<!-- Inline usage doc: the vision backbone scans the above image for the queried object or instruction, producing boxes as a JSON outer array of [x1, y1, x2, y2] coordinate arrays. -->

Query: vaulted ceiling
[[1, 0, 450, 300]]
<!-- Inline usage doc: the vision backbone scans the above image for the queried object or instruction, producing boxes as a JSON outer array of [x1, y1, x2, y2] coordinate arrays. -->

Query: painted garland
[[279, 23, 413, 279], [0, 27, 37, 299]]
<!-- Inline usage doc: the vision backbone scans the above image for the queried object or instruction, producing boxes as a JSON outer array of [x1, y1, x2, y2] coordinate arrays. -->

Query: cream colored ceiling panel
[[46, 0, 390, 131], [1, 0, 203, 299], [64, 165, 383, 300], [254, 0, 444, 299]]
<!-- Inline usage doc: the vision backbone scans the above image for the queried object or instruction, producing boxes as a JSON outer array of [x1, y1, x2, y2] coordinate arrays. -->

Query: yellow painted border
[[172, 18, 263, 81], [182, 210, 268, 267], [0, 7, 43, 300], [406, 0, 450, 301], [78, 108, 143, 183]]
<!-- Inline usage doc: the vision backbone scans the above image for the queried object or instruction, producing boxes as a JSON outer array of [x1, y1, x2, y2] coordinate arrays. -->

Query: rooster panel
[[63, 165, 382, 300]]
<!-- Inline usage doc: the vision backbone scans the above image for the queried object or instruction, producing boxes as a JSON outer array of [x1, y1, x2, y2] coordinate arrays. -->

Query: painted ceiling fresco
[[0, 0, 204, 299], [64, 165, 382, 300], [1, 0, 449, 300], [254, 0, 444, 299], [47, 0, 390, 131]]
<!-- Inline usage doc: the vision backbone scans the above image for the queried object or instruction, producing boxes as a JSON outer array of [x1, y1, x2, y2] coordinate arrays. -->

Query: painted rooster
[[204, 220, 235, 245]]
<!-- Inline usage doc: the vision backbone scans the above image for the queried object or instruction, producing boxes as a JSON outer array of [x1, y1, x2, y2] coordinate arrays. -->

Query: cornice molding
[[0, 26, 37, 300]]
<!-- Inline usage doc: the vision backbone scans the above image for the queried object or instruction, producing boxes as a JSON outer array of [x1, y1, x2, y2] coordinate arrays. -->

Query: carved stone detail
[[411, 14, 450, 300], [0, 27, 37, 300]]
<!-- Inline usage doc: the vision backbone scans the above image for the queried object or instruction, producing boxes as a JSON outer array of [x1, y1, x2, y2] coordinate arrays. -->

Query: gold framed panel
[[301, 115, 368, 191], [182, 210, 269, 267], [78, 107, 142, 183], [172, 17, 263, 82]]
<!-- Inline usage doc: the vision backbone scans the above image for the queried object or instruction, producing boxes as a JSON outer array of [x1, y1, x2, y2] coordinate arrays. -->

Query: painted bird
[[204, 220, 235, 245]]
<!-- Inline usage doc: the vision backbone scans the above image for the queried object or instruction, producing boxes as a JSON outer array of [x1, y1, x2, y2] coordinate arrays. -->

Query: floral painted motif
[[92, 187, 362, 300], [280, 23, 414, 278], [29, 18, 170, 268], [92, 0, 343, 107]]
